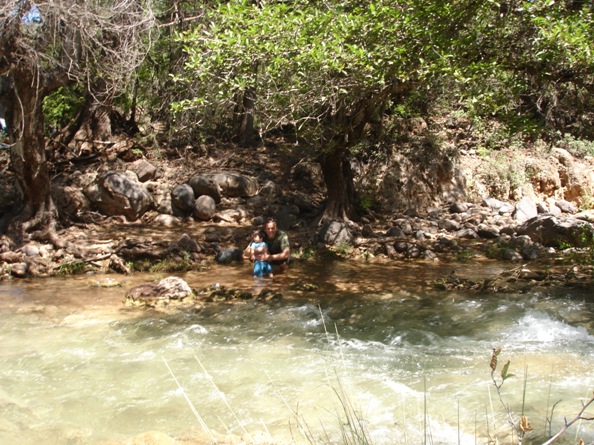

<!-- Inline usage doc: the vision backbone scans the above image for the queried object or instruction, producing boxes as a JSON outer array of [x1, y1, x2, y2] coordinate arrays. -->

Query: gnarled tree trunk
[[1, 72, 63, 246], [318, 142, 359, 223]]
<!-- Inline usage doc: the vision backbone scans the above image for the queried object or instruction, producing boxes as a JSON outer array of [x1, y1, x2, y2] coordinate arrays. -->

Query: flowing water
[[1, 260, 594, 445]]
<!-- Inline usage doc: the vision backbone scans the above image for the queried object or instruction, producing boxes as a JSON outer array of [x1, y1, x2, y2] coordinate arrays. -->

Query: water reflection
[[0, 261, 593, 444]]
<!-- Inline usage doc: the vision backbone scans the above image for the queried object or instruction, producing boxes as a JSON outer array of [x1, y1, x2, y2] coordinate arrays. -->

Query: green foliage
[[42, 86, 84, 133], [148, 255, 194, 273], [453, 248, 475, 262], [452, 1, 594, 135], [358, 193, 376, 212], [486, 243, 507, 260], [56, 260, 86, 276], [333, 243, 352, 257], [478, 151, 527, 200], [557, 133, 594, 158], [560, 226, 594, 266], [172, 0, 479, 142]]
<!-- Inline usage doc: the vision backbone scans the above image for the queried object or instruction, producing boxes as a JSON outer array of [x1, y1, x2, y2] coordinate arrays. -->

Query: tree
[[172, 0, 481, 223], [443, 0, 594, 137], [0, 0, 156, 245]]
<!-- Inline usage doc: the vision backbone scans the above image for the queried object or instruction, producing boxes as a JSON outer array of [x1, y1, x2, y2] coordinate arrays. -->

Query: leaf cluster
[[170, 0, 594, 147]]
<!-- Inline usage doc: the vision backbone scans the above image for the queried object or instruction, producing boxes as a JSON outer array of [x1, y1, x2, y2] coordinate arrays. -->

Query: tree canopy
[[1, 0, 593, 237]]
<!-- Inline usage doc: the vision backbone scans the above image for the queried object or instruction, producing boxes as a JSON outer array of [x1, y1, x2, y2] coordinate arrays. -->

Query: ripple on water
[[1, 268, 594, 444]]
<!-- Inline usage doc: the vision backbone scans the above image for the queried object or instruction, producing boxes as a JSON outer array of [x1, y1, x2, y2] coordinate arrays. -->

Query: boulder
[[258, 180, 281, 199], [52, 184, 91, 220], [555, 199, 577, 214], [170, 184, 195, 215], [476, 224, 500, 239], [193, 195, 217, 221], [125, 276, 193, 306], [516, 215, 594, 248], [177, 234, 200, 253], [438, 219, 460, 232], [215, 248, 243, 264], [449, 201, 469, 214], [514, 196, 538, 223], [386, 226, 406, 238], [291, 160, 325, 192], [195, 171, 258, 198], [84, 171, 152, 221], [187, 174, 222, 203], [152, 185, 174, 214], [552, 148, 594, 204], [153, 214, 180, 227], [130, 159, 158, 182], [318, 220, 353, 246]]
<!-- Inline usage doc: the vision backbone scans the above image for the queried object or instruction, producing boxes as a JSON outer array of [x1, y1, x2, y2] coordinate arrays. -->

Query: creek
[[1, 259, 593, 445]]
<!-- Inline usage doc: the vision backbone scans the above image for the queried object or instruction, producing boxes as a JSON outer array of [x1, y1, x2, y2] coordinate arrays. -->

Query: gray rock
[[193, 195, 217, 221], [449, 202, 469, 214], [555, 199, 577, 214], [84, 171, 153, 221], [476, 224, 500, 239], [514, 196, 538, 223], [510, 234, 533, 249], [258, 180, 281, 199], [483, 197, 506, 211], [318, 220, 353, 246], [153, 214, 180, 226], [214, 209, 247, 223], [291, 161, 325, 191], [521, 245, 543, 260], [536, 202, 549, 214], [362, 224, 376, 238], [549, 203, 563, 216], [386, 226, 406, 238], [516, 214, 594, 247], [455, 228, 479, 239], [126, 276, 193, 303], [130, 159, 157, 182], [438, 219, 460, 232], [197, 171, 258, 198], [502, 249, 523, 262], [423, 249, 438, 260], [171, 183, 195, 214], [22, 244, 40, 257], [11, 262, 28, 277], [188, 174, 222, 204], [394, 241, 409, 253], [177, 234, 200, 253], [215, 248, 243, 264], [498, 202, 515, 214]]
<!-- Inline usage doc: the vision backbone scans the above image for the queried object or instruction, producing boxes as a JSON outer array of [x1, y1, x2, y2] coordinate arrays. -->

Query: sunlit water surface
[[1, 260, 594, 445]]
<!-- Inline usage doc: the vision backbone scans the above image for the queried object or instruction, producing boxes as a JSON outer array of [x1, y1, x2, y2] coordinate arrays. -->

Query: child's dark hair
[[253, 229, 265, 238]]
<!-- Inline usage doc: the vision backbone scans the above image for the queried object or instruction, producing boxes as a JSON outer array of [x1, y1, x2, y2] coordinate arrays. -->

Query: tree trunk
[[234, 87, 256, 147], [1, 74, 62, 246], [318, 142, 359, 223]]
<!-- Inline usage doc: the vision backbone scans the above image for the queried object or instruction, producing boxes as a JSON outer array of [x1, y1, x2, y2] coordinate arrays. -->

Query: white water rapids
[[0, 261, 593, 445]]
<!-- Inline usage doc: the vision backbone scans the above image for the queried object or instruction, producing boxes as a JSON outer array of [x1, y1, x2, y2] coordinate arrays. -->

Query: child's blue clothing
[[250, 241, 273, 277]]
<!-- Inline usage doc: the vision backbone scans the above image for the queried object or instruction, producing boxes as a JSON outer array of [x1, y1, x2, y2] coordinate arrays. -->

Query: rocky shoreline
[[2, 192, 594, 295], [2, 138, 594, 291]]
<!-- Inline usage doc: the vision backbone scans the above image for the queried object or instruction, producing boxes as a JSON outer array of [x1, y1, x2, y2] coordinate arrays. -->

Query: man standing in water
[[263, 217, 290, 272]]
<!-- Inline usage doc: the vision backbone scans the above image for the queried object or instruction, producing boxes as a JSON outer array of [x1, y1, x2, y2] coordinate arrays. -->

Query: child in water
[[243, 229, 273, 278]]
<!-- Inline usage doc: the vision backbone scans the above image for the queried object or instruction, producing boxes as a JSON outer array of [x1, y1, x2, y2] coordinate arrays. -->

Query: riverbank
[[2, 125, 594, 289]]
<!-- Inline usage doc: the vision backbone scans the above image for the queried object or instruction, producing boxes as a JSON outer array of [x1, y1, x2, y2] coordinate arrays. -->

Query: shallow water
[[1, 260, 594, 444]]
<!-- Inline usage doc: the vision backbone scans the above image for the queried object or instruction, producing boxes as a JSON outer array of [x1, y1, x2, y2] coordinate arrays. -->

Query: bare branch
[[541, 395, 594, 445]]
